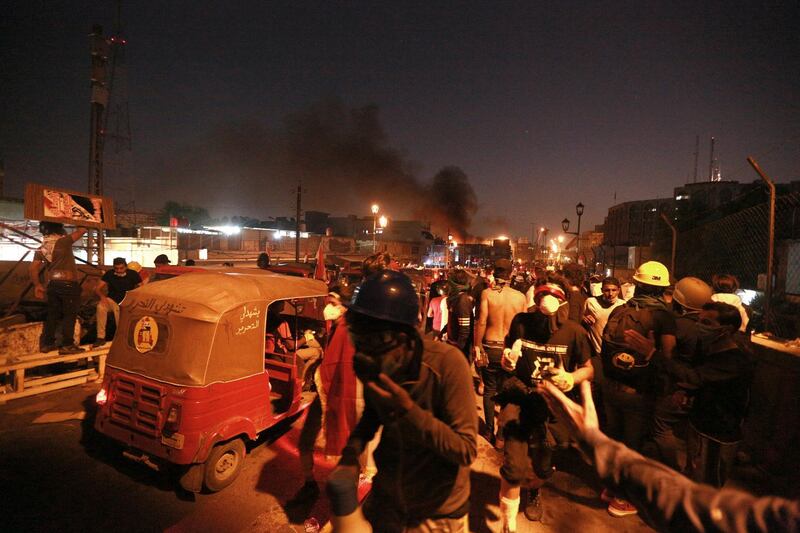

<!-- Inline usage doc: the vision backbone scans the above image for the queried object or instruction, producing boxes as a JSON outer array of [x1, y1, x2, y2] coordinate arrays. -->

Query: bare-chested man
[[473, 259, 527, 446]]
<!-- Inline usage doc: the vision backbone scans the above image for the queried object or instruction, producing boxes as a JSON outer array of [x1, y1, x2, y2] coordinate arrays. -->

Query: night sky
[[2, 1, 799, 239]]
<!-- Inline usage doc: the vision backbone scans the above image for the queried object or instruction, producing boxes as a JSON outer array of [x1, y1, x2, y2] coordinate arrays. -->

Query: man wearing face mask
[[93, 257, 142, 346], [326, 271, 478, 533], [627, 301, 752, 487], [495, 275, 594, 531]]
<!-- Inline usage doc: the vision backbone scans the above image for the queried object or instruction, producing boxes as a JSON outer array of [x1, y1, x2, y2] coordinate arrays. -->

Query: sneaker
[[523, 490, 543, 522], [59, 345, 86, 355], [40, 344, 57, 353], [600, 488, 615, 503], [92, 338, 106, 348], [608, 497, 638, 517]]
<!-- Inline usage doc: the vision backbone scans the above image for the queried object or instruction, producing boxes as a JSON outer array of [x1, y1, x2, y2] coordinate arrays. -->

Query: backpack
[[601, 305, 656, 388]]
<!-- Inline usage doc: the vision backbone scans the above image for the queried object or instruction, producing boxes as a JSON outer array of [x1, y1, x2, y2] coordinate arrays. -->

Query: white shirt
[[583, 296, 626, 354]]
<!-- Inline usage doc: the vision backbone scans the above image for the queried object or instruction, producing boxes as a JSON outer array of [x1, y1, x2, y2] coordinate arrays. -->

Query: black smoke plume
[[149, 98, 478, 238]]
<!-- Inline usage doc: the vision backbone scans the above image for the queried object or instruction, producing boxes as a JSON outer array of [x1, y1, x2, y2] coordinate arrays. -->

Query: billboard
[[24, 183, 116, 229]]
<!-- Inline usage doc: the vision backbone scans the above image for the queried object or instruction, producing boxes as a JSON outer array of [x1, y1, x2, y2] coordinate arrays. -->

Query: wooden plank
[[24, 369, 95, 388], [13, 368, 25, 393], [1, 348, 110, 372], [0, 375, 89, 403]]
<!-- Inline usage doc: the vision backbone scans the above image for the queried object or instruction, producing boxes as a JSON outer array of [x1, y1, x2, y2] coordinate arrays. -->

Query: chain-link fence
[[652, 191, 800, 339]]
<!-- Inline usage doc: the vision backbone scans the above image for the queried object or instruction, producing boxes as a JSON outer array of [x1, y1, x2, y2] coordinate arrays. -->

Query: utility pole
[[708, 136, 716, 182], [295, 182, 302, 262], [660, 212, 677, 276], [748, 157, 776, 332], [88, 25, 109, 266]]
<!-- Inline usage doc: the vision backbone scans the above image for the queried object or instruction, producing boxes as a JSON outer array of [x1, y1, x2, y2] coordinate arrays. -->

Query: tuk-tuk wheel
[[203, 438, 246, 492]]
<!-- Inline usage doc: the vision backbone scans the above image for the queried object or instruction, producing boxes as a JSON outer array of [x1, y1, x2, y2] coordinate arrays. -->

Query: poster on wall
[[24, 183, 116, 229]]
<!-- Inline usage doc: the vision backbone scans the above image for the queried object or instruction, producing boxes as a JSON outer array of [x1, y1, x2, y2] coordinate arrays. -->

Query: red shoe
[[608, 498, 638, 517]]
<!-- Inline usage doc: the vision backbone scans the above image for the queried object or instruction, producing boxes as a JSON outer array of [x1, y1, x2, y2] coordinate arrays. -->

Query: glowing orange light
[[96, 388, 108, 405]]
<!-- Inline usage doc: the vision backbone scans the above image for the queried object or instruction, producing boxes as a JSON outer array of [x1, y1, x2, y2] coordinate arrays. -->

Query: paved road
[[0, 382, 653, 532]]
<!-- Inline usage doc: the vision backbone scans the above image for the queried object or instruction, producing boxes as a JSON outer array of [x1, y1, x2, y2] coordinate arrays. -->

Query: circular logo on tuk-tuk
[[133, 316, 159, 353]]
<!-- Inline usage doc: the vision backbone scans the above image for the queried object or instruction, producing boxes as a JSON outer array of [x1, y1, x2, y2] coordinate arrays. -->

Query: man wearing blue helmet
[[326, 270, 478, 533]]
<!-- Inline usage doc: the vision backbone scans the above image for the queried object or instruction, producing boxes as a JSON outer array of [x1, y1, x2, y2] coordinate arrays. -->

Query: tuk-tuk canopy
[[107, 271, 329, 387], [121, 270, 328, 321]]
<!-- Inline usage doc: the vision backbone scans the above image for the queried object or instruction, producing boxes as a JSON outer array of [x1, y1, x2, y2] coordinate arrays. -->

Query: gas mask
[[350, 330, 406, 383], [323, 303, 344, 322]]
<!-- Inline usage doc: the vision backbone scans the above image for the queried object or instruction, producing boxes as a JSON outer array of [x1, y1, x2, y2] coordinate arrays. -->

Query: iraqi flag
[[314, 240, 327, 282]]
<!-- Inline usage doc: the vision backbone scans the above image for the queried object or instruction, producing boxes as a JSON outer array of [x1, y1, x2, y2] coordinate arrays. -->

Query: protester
[[588, 274, 603, 297], [496, 274, 593, 530], [582, 276, 625, 357], [362, 252, 394, 278], [599, 260, 676, 517], [628, 301, 753, 487], [536, 380, 800, 533], [153, 253, 171, 267], [563, 269, 587, 322], [298, 285, 357, 497], [445, 268, 474, 361], [327, 271, 477, 532], [711, 274, 749, 333], [29, 222, 87, 354], [265, 300, 321, 369], [473, 259, 526, 447], [256, 252, 270, 269], [127, 261, 148, 284], [425, 281, 448, 340], [93, 257, 142, 346], [647, 276, 713, 470]]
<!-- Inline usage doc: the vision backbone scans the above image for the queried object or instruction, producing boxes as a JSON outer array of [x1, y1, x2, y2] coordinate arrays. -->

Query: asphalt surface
[[0, 381, 654, 533]]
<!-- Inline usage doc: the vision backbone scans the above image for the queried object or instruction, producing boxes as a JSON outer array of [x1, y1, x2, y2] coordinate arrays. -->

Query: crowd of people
[[310, 252, 798, 533], [27, 227, 797, 532]]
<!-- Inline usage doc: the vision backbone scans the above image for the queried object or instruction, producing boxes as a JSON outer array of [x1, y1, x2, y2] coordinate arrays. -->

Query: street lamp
[[371, 204, 379, 252], [376, 215, 388, 252], [561, 201, 584, 260]]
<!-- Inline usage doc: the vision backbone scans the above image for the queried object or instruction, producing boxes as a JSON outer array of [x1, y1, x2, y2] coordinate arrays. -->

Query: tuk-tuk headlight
[[96, 387, 108, 406]]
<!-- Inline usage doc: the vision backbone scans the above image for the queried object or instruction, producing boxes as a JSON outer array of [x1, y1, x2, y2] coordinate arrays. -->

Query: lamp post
[[561, 201, 584, 262], [371, 203, 379, 253], [378, 215, 388, 252]]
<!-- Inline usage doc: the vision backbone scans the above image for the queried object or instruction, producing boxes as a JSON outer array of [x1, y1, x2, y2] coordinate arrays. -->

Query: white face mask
[[323, 303, 343, 321], [590, 282, 602, 297], [539, 295, 563, 316]]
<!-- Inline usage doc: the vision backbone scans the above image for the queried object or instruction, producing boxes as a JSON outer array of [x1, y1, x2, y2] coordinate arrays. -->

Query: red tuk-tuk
[[93, 271, 328, 492]]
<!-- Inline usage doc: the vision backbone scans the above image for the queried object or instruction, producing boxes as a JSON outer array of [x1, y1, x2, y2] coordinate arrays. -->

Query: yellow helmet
[[127, 261, 143, 272], [633, 261, 670, 287]]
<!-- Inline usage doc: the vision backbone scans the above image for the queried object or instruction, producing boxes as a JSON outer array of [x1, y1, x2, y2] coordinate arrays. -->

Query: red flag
[[314, 240, 327, 281]]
